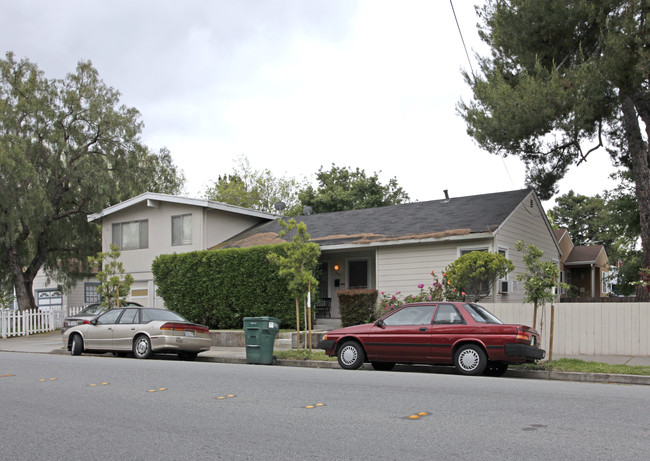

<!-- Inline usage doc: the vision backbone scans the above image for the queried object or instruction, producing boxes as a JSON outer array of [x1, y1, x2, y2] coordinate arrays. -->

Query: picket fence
[[483, 302, 650, 358], [0, 306, 85, 339]]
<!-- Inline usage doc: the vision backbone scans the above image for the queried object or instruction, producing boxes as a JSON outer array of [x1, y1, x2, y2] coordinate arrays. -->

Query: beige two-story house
[[87, 193, 276, 308]]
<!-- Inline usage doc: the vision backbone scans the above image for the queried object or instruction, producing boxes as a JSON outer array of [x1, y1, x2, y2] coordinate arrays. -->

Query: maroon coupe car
[[318, 302, 545, 376]]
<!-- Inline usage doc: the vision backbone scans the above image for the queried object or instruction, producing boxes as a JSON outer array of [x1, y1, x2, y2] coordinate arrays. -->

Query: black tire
[[484, 361, 508, 377], [70, 334, 83, 356], [178, 352, 198, 361], [337, 341, 365, 370], [453, 344, 487, 375], [133, 335, 153, 359], [371, 361, 396, 371]]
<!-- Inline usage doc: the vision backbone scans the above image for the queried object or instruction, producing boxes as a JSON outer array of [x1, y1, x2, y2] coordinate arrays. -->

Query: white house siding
[[494, 192, 559, 303], [376, 239, 489, 298], [204, 209, 265, 248]]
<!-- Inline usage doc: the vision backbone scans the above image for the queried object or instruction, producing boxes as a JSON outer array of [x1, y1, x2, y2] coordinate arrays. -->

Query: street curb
[[196, 355, 650, 385], [39, 349, 650, 385]]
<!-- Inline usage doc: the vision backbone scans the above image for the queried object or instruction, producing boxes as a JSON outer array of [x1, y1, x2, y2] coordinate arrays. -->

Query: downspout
[[591, 264, 596, 297]]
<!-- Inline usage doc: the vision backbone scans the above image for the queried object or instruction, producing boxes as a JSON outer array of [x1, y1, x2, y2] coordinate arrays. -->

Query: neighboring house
[[89, 189, 560, 317], [31, 271, 99, 310], [554, 228, 610, 299], [216, 188, 560, 317], [87, 192, 277, 308]]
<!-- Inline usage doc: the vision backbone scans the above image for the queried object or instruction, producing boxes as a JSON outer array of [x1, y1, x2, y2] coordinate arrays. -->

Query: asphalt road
[[1, 351, 649, 460]]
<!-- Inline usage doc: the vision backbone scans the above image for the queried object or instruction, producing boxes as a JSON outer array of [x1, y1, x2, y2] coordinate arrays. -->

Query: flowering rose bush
[[375, 271, 465, 318]]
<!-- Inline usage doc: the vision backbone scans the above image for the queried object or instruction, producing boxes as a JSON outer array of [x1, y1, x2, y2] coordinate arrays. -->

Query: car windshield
[[141, 309, 186, 323], [463, 303, 503, 324]]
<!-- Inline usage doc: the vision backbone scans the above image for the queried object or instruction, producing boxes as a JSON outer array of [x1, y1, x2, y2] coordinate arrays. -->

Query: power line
[[449, 0, 475, 76]]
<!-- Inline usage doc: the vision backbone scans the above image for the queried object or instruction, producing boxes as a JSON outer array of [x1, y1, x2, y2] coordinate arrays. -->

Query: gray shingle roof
[[217, 188, 533, 249]]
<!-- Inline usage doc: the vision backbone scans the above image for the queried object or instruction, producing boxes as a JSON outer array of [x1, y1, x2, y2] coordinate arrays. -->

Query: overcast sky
[[1, 0, 619, 208]]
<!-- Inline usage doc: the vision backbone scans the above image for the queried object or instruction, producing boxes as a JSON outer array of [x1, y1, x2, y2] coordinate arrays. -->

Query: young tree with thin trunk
[[267, 218, 320, 350]]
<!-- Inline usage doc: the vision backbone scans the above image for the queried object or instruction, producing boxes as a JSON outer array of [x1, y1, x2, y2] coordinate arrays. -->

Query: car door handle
[[419, 327, 428, 332]]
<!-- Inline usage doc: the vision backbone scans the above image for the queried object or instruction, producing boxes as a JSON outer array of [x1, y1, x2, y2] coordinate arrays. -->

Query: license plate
[[70, 321, 78, 326], [184, 330, 195, 337]]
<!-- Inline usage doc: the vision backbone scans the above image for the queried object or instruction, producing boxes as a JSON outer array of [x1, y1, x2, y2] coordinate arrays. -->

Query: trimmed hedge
[[338, 289, 378, 327], [152, 244, 309, 329]]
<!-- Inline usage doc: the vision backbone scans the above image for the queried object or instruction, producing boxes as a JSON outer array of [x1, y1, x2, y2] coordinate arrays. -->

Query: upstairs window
[[112, 220, 148, 250], [172, 214, 192, 246]]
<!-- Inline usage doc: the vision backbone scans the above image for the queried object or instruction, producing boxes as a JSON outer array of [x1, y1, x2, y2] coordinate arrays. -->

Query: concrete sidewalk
[[2, 331, 650, 385]]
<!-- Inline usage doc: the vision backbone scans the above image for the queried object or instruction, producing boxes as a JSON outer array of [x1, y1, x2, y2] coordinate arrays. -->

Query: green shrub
[[338, 289, 378, 327], [152, 244, 311, 329]]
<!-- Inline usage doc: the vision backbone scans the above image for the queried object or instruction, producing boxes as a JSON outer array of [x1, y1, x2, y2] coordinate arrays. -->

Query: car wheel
[[454, 344, 487, 375], [337, 341, 365, 370], [371, 361, 396, 371], [484, 361, 508, 377], [133, 335, 152, 359], [178, 352, 197, 361], [70, 334, 83, 356]]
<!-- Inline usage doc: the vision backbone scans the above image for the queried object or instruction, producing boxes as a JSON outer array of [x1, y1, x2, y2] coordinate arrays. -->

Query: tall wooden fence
[[483, 302, 650, 357]]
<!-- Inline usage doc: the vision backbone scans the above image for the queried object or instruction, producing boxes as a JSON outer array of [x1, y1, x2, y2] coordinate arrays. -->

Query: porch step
[[314, 318, 342, 330]]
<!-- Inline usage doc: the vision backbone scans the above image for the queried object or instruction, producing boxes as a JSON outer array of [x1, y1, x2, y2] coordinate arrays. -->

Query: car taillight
[[83, 320, 91, 325], [160, 323, 209, 334]]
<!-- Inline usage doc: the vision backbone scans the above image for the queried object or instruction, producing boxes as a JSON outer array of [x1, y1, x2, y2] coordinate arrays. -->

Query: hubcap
[[136, 339, 148, 355], [341, 345, 358, 366], [458, 349, 480, 371]]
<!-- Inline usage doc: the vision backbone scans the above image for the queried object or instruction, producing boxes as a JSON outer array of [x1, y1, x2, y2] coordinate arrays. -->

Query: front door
[[348, 260, 368, 289]]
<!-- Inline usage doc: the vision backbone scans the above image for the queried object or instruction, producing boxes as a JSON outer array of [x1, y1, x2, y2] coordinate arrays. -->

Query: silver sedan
[[63, 307, 212, 360]]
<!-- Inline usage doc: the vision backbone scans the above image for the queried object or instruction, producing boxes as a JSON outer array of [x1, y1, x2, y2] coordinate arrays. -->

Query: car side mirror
[[90, 319, 98, 326], [374, 319, 386, 328]]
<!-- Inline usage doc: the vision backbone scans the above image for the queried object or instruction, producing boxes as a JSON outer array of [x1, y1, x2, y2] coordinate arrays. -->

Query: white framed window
[[112, 220, 148, 250], [84, 282, 101, 303], [497, 247, 509, 294], [172, 214, 192, 246]]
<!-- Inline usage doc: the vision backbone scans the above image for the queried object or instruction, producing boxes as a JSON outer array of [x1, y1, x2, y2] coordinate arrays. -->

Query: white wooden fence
[[0, 306, 85, 339], [483, 302, 650, 357]]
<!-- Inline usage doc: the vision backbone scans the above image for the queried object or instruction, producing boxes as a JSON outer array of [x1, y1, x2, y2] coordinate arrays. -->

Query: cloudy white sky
[[1, 0, 619, 208]]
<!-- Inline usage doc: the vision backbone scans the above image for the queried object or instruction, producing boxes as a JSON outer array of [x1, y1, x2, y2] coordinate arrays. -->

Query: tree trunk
[[295, 297, 300, 351], [7, 248, 37, 310], [622, 96, 650, 268]]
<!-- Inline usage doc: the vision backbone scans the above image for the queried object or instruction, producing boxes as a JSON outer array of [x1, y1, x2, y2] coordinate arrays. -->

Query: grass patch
[[514, 358, 650, 376], [274, 349, 337, 361]]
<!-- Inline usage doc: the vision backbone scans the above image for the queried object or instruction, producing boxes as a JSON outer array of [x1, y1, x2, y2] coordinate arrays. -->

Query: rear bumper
[[505, 343, 545, 361], [151, 335, 212, 353]]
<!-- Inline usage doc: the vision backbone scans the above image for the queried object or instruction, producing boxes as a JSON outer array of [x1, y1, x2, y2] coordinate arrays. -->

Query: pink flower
[[417, 284, 424, 289]]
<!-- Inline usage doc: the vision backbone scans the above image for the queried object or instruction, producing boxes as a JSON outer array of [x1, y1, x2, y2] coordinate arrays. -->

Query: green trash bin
[[243, 317, 280, 365]]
